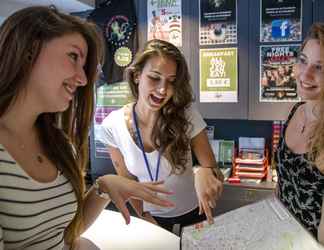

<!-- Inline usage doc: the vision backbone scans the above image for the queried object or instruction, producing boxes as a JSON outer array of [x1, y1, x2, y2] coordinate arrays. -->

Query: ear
[[133, 72, 140, 84]]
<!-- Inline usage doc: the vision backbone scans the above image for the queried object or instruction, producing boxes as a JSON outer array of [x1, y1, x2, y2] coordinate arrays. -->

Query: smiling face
[[136, 55, 176, 112], [25, 33, 88, 112], [295, 39, 324, 101]]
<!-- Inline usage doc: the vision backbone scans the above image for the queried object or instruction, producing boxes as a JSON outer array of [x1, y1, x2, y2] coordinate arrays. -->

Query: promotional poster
[[147, 0, 182, 47], [200, 48, 238, 103], [260, 45, 300, 102], [260, 0, 302, 42], [88, 0, 138, 85], [199, 0, 237, 45], [94, 82, 133, 158]]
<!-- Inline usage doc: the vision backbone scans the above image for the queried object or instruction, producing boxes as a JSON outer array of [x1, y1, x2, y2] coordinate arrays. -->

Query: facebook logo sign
[[271, 19, 291, 39]]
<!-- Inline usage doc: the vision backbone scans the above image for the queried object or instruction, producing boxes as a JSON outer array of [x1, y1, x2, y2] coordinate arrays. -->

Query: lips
[[63, 82, 76, 99], [300, 81, 318, 90], [150, 94, 165, 104]]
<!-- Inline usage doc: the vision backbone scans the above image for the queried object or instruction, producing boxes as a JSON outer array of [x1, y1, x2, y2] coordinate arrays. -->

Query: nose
[[75, 66, 87, 86], [157, 80, 167, 94], [299, 64, 315, 82]]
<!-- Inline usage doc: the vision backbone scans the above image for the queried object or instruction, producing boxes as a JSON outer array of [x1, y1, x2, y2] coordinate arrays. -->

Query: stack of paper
[[181, 197, 323, 250]]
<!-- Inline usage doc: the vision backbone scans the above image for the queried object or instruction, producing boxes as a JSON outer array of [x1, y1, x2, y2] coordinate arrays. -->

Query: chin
[[297, 89, 320, 101], [51, 103, 71, 113], [298, 93, 320, 101]]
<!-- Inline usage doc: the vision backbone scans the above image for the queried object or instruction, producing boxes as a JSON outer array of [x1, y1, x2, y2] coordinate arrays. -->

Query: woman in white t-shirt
[[100, 39, 224, 232]]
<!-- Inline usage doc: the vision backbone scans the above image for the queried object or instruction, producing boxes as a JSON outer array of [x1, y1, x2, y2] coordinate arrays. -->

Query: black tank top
[[275, 102, 324, 238]]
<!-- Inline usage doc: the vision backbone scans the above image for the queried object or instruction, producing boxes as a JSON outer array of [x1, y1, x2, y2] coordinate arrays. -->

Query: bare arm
[[78, 146, 172, 235], [81, 182, 112, 233], [80, 145, 132, 232], [318, 198, 324, 245], [79, 146, 139, 233], [80, 175, 172, 235], [108, 146, 158, 224], [191, 129, 224, 181], [191, 129, 224, 224]]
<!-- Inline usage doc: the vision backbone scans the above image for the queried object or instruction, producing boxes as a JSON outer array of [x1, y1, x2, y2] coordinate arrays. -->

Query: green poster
[[94, 82, 134, 158], [200, 48, 238, 102], [96, 82, 134, 107]]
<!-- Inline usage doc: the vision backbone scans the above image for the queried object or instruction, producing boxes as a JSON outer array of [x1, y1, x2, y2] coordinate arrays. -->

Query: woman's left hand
[[194, 167, 223, 224], [98, 175, 174, 224]]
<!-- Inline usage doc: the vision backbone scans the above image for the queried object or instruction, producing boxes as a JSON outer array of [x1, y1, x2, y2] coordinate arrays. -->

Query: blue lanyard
[[132, 103, 161, 182]]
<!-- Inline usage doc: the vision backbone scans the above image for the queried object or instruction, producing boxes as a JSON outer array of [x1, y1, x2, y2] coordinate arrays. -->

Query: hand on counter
[[194, 167, 223, 224], [97, 175, 174, 224]]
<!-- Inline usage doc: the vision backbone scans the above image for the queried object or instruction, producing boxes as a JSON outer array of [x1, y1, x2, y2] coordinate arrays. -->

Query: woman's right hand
[[97, 175, 174, 224]]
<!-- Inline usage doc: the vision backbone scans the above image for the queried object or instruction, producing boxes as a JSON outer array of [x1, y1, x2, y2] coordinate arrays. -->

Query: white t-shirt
[[99, 104, 206, 217]]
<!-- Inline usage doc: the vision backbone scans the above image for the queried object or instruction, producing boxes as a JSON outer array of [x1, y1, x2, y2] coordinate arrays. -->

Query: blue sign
[[271, 19, 291, 39]]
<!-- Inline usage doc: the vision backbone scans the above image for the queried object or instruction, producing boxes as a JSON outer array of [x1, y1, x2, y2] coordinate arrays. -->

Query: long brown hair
[[300, 23, 324, 173], [125, 39, 194, 174], [0, 6, 104, 244]]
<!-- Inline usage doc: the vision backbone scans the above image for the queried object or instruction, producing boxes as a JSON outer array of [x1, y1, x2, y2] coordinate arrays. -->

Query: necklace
[[301, 104, 319, 134], [132, 103, 161, 181], [0, 122, 44, 164], [301, 105, 307, 134], [19, 143, 44, 164]]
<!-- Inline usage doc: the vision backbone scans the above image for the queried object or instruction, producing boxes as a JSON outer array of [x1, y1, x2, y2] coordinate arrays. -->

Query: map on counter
[[181, 197, 323, 250]]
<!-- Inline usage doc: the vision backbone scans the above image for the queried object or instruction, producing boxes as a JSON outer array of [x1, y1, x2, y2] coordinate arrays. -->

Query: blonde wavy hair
[[303, 23, 324, 173]]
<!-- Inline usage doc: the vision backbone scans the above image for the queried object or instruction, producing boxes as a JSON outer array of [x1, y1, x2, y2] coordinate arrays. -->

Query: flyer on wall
[[94, 82, 133, 158], [260, 0, 302, 43], [260, 44, 300, 102], [147, 0, 182, 47], [199, 0, 237, 45], [200, 48, 238, 103]]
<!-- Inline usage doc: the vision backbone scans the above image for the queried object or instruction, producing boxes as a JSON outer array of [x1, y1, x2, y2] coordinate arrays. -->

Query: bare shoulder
[[123, 103, 136, 140]]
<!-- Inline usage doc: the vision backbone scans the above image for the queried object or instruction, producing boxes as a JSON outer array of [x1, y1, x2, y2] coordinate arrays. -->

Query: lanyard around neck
[[132, 103, 161, 182]]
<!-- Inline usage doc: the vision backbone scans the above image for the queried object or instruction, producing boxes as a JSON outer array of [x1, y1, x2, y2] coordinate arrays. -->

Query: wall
[[89, 0, 322, 179], [0, 0, 95, 24]]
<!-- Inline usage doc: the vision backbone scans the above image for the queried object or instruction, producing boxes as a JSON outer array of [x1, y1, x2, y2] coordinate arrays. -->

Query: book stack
[[272, 121, 283, 152], [232, 137, 267, 184], [234, 157, 267, 183]]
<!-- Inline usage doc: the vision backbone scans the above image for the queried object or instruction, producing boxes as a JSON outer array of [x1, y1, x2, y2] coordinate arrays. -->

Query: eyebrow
[[300, 52, 324, 64], [71, 44, 85, 59], [150, 69, 176, 78]]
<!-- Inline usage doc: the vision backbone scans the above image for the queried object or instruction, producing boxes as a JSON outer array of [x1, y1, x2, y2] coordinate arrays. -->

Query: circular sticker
[[114, 47, 132, 67]]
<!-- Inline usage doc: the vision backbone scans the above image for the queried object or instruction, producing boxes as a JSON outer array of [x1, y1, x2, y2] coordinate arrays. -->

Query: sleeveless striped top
[[0, 144, 77, 250]]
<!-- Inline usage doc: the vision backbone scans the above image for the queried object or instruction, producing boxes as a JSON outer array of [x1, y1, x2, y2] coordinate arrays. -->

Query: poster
[[87, 0, 138, 85], [94, 82, 133, 158], [260, 0, 302, 43], [199, 0, 237, 45], [147, 0, 182, 47], [260, 44, 300, 102], [200, 48, 238, 103]]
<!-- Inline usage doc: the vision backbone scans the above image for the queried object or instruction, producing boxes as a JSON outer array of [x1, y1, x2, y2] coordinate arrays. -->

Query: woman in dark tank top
[[275, 23, 324, 244]]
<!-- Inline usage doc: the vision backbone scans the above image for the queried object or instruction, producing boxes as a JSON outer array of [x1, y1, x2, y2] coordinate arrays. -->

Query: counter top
[[80, 209, 180, 250]]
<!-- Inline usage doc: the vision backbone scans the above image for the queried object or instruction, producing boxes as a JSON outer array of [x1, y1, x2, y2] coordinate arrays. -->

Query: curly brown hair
[[125, 39, 194, 174], [0, 6, 104, 245]]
